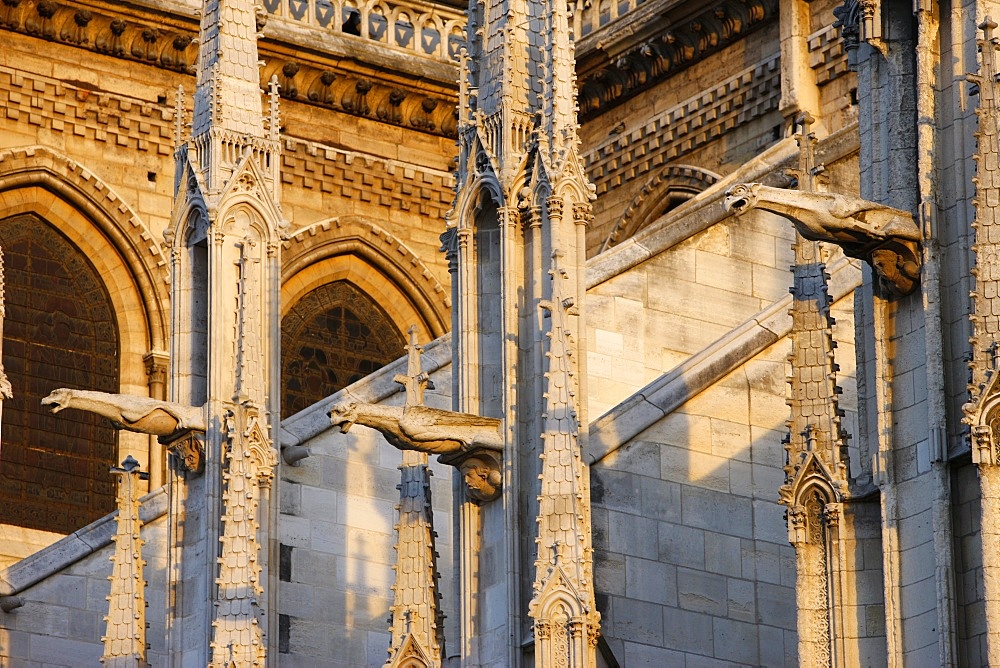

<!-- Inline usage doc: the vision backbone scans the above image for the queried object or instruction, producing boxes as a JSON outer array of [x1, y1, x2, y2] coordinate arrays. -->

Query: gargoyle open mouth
[[722, 183, 759, 214]]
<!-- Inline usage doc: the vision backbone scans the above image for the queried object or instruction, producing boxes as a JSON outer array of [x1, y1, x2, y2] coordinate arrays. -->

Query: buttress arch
[[599, 164, 721, 253]]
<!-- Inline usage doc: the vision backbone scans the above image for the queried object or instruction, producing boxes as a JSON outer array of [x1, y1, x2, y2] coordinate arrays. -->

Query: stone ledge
[[0, 486, 168, 596]]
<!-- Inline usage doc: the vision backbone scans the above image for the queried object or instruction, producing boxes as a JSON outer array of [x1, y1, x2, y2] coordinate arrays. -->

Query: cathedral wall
[[951, 457, 985, 667], [589, 335, 798, 666], [588, 285, 863, 666], [0, 511, 169, 665], [584, 207, 796, 419], [276, 364, 456, 666]]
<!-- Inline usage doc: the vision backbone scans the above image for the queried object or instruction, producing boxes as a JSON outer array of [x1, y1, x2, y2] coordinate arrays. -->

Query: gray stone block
[[681, 486, 753, 539], [594, 550, 625, 596], [658, 523, 706, 569], [662, 607, 714, 656], [755, 581, 796, 629], [621, 641, 686, 667], [625, 556, 677, 606], [27, 635, 101, 665], [727, 578, 755, 622], [705, 533, 742, 577], [608, 596, 664, 646], [640, 476, 682, 523], [712, 617, 759, 664], [677, 567, 727, 616], [608, 511, 658, 560]]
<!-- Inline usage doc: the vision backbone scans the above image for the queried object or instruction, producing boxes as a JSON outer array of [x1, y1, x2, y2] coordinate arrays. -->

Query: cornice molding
[[576, 0, 778, 119], [0, 0, 460, 137]]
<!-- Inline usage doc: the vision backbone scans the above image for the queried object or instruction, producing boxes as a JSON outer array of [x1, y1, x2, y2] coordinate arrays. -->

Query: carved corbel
[[447, 450, 502, 503], [723, 183, 922, 297], [787, 504, 807, 544], [161, 430, 204, 474]]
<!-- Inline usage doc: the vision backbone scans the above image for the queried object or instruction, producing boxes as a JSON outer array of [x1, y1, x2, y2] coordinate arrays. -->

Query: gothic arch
[[0, 146, 172, 518], [0, 214, 122, 533], [0, 146, 170, 356], [599, 164, 721, 253], [281, 216, 449, 338]]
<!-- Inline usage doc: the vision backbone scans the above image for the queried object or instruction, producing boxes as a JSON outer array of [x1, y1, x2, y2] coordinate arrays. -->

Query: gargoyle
[[329, 401, 504, 502], [42, 388, 205, 438], [328, 402, 503, 456], [723, 183, 922, 296]]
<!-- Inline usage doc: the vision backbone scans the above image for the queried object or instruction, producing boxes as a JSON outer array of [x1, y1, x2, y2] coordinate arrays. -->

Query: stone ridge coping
[[0, 486, 168, 597], [278, 331, 453, 449], [585, 122, 861, 291], [585, 255, 863, 465]]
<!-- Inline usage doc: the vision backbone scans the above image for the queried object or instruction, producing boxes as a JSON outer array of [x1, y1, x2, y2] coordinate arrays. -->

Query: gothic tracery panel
[[280, 280, 405, 418], [0, 214, 120, 534]]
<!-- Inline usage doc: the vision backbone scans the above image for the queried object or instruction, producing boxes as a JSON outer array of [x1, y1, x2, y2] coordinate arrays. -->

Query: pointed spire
[[191, 0, 264, 139], [385, 450, 445, 667], [779, 112, 850, 507], [528, 255, 600, 666], [101, 456, 148, 668], [386, 327, 444, 667], [965, 17, 1000, 446]]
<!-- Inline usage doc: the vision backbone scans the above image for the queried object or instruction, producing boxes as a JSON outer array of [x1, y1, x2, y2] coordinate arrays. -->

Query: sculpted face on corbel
[[453, 452, 502, 503], [723, 183, 922, 297]]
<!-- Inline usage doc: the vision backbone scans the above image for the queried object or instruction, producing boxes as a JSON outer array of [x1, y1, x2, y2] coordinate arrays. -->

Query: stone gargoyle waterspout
[[328, 327, 504, 502], [328, 402, 503, 455], [43, 388, 205, 436], [723, 183, 922, 296], [42, 388, 207, 472]]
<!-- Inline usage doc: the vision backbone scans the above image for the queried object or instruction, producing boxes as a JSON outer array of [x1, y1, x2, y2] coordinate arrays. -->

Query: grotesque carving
[[723, 183, 922, 296], [329, 402, 503, 456], [329, 326, 504, 502], [458, 453, 502, 502], [42, 388, 205, 438]]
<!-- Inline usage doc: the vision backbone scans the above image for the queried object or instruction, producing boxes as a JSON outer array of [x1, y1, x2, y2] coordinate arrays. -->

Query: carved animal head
[[722, 183, 761, 215], [328, 401, 358, 433], [41, 388, 74, 413]]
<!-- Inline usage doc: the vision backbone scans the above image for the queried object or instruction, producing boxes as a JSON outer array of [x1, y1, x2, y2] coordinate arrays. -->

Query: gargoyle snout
[[41, 389, 69, 413], [722, 184, 758, 215]]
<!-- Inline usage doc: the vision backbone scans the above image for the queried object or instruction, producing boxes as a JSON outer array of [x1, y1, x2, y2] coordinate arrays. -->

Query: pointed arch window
[[280, 280, 405, 419], [0, 214, 120, 534]]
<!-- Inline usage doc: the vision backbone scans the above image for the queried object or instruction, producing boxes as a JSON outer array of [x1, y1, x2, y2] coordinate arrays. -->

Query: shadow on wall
[[587, 328, 877, 667], [277, 381, 455, 666]]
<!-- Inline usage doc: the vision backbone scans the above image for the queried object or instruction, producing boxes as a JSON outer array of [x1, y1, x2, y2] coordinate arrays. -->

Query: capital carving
[[787, 505, 807, 545]]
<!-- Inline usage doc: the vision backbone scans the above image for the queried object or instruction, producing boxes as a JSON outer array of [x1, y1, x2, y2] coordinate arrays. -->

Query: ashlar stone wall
[[276, 358, 456, 666], [591, 295, 860, 666]]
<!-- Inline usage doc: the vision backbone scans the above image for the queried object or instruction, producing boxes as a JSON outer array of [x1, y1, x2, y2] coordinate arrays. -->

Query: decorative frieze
[[583, 54, 781, 195], [575, 0, 777, 119], [808, 23, 849, 86], [280, 139, 455, 219]]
